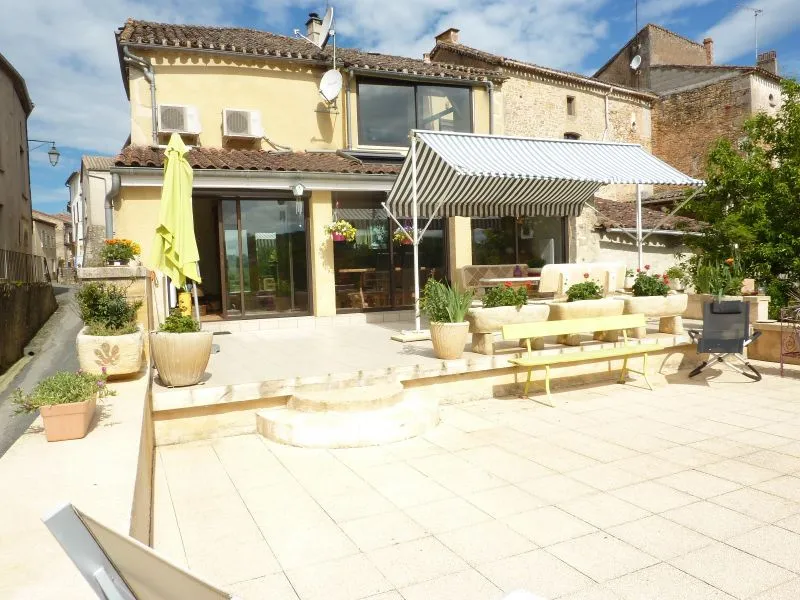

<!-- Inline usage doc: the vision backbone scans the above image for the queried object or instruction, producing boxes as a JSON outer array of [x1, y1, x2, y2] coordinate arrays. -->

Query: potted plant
[[665, 265, 688, 292], [324, 220, 357, 243], [623, 265, 688, 335], [465, 282, 550, 354], [419, 278, 474, 360], [12, 370, 115, 442], [393, 227, 413, 246], [150, 309, 213, 387], [100, 238, 140, 266], [685, 257, 745, 319], [624, 268, 636, 290], [75, 282, 144, 376], [527, 256, 546, 277]]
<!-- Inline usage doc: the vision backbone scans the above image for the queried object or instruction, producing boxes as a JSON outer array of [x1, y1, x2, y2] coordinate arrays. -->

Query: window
[[471, 216, 566, 266], [564, 132, 581, 140], [357, 80, 472, 147], [566, 96, 576, 116]]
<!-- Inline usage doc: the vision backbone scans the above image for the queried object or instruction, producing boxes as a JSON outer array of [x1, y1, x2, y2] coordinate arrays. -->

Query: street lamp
[[27, 139, 61, 166]]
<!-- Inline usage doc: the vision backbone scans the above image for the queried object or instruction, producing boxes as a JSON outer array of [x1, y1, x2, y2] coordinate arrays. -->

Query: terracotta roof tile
[[114, 146, 401, 175], [81, 155, 116, 171], [117, 19, 503, 82], [594, 197, 702, 232]]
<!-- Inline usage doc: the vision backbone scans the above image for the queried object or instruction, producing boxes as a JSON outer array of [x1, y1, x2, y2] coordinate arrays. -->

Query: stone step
[[288, 382, 404, 413], [256, 394, 439, 448]]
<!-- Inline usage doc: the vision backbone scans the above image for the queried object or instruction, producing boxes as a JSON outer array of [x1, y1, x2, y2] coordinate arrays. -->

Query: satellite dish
[[320, 69, 343, 102], [318, 6, 334, 49], [630, 54, 642, 70]]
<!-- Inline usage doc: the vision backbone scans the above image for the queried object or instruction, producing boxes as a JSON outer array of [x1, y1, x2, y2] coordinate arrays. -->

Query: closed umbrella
[[149, 133, 201, 321]]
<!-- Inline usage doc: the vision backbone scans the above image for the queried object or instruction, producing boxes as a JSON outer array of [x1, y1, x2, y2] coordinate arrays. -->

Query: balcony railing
[[0, 248, 51, 283]]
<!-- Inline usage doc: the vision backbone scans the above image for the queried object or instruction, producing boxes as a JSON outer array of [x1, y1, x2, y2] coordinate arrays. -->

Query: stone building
[[31, 210, 58, 277], [0, 51, 33, 256], [66, 155, 116, 267]]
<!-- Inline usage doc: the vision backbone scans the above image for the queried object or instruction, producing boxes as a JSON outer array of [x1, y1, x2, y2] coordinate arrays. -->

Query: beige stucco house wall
[[31, 211, 57, 276], [79, 157, 115, 267], [0, 52, 33, 256]]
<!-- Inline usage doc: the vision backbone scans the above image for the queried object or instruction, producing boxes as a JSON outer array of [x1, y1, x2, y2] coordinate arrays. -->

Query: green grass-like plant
[[12, 370, 115, 415], [419, 278, 473, 323], [566, 274, 604, 302], [76, 282, 142, 335]]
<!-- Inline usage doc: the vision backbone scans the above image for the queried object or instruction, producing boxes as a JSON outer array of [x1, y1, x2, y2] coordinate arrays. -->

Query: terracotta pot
[[331, 232, 346, 242], [76, 325, 144, 376], [430, 321, 470, 360], [40, 397, 96, 442], [150, 331, 213, 387]]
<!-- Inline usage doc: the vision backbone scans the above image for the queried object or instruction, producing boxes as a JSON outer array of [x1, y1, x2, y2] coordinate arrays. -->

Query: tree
[[683, 78, 800, 314]]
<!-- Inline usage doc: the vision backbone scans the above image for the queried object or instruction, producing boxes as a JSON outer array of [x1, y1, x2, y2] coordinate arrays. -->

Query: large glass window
[[358, 80, 472, 147], [472, 216, 566, 267]]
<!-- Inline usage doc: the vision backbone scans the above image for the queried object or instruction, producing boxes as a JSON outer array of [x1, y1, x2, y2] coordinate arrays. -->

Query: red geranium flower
[[644, 264, 651, 271], [636, 268, 641, 273], [583, 272, 590, 279], [725, 257, 735, 266], [504, 281, 512, 288]]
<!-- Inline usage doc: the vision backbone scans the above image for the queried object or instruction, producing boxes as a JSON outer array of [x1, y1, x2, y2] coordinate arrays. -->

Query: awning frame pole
[[636, 184, 643, 270], [411, 135, 422, 333], [641, 187, 704, 243]]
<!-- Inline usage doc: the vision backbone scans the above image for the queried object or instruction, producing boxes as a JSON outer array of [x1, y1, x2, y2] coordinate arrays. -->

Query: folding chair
[[688, 300, 762, 381]]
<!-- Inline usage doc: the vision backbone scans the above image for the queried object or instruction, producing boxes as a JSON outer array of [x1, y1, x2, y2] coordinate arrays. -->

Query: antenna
[[635, 0, 638, 35], [630, 55, 642, 70], [319, 69, 343, 103], [739, 4, 764, 63]]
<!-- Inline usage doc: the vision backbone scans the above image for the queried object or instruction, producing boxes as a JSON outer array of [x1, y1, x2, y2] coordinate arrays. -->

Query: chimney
[[306, 12, 322, 46], [423, 52, 431, 64], [435, 28, 460, 45], [703, 37, 714, 65], [757, 50, 778, 75]]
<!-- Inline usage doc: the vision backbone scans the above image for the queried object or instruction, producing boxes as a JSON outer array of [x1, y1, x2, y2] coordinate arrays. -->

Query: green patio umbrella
[[149, 133, 201, 320]]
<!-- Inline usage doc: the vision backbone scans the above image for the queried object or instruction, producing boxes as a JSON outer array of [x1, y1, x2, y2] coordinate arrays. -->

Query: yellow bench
[[502, 314, 664, 404]]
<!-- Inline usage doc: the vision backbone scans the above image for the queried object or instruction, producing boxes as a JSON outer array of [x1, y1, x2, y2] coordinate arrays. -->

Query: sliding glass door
[[221, 197, 309, 318]]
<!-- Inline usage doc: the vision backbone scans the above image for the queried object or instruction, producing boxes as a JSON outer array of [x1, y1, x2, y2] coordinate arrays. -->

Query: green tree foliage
[[683, 79, 800, 313]]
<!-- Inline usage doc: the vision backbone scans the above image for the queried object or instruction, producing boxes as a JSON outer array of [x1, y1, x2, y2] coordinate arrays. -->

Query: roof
[[386, 130, 703, 218], [31, 210, 60, 225], [650, 63, 782, 84], [0, 50, 33, 115], [82, 155, 116, 171], [430, 41, 656, 101], [594, 197, 703, 232], [116, 19, 503, 84], [114, 146, 401, 175], [52, 213, 73, 224]]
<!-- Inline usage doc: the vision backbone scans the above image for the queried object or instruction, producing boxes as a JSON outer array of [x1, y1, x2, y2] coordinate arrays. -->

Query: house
[[111, 17, 503, 320], [67, 155, 116, 267], [31, 210, 58, 277], [595, 23, 784, 181], [429, 29, 691, 274], [0, 50, 34, 258]]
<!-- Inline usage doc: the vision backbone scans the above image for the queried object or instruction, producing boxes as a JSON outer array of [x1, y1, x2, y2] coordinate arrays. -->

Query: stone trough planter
[[623, 293, 688, 338], [76, 325, 144, 376], [549, 298, 624, 345], [466, 304, 550, 355]]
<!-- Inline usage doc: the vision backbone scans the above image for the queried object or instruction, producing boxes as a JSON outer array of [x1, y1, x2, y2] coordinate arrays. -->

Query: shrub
[[76, 282, 142, 335], [159, 309, 200, 333], [12, 370, 115, 414], [526, 257, 546, 269], [482, 282, 528, 309], [566, 273, 604, 302], [665, 265, 686, 283], [419, 278, 473, 323], [100, 239, 140, 263], [632, 266, 670, 297], [692, 258, 743, 297]]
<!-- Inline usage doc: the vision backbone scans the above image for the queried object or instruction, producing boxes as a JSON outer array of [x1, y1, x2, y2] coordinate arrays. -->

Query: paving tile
[[405, 497, 492, 534], [728, 525, 800, 573], [547, 532, 658, 582], [710, 487, 800, 523], [316, 488, 397, 523], [226, 572, 299, 600], [400, 568, 503, 600], [567, 463, 646, 492], [367, 536, 468, 588], [750, 578, 800, 600], [464, 485, 544, 519], [611, 481, 699, 513], [557, 587, 623, 600], [285, 553, 391, 600], [610, 454, 686, 479], [360, 462, 453, 508], [517, 474, 597, 504], [407, 454, 507, 496], [671, 542, 795, 599], [739, 449, 800, 473], [478, 549, 594, 598], [606, 563, 736, 600], [558, 492, 650, 529], [755, 475, 800, 502], [503, 506, 597, 547], [518, 444, 602, 472], [263, 518, 358, 571], [699, 458, 781, 486], [340, 511, 427, 552], [725, 429, 792, 449], [655, 469, 741, 499], [455, 446, 554, 482], [688, 437, 760, 458], [661, 500, 761, 541], [437, 520, 535, 566], [186, 538, 281, 585], [607, 515, 714, 560]]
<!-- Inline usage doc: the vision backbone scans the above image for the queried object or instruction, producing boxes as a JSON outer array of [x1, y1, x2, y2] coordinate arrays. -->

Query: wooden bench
[[502, 314, 664, 404]]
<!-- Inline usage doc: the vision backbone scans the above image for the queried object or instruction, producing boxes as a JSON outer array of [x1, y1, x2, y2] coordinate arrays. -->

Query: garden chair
[[688, 300, 762, 381]]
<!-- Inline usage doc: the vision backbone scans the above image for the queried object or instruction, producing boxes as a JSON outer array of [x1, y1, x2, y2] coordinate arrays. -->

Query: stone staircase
[[256, 382, 439, 448]]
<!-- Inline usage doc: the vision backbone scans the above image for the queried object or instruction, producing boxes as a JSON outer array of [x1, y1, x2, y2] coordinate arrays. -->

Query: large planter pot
[[150, 331, 214, 387], [623, 294, 688, 337], [430, 322, 470, 360], [466, 304, 550, 355], [685, 293, 743, 320], [40, 397, 96, 442], [549, 298, 625, 345], [76, 325, 144, 376]]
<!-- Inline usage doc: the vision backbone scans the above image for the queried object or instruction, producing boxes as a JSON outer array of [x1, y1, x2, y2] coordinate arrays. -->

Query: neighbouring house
[[595, 23, 784, 181], [112, 17, 503, 320], [66, 155, 116, 267], [31, 210, 58, 278], [0, 50, 34, 260], [51, 213, 75, 269]]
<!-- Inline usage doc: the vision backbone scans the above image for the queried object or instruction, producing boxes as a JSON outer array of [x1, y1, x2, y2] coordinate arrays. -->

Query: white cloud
[[638, 0, 717, 22], [704, 0, 800, 63]]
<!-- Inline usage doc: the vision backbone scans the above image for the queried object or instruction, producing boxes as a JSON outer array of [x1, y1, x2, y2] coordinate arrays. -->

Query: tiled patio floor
[[153, 367, 800, 600]]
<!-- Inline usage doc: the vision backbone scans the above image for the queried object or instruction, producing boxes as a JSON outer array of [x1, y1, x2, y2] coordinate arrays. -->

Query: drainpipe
[[602, 85, 614, 141], [486, 80, 495, 134], [345, 69, 354, 149], [104, 173, 121, 239], [123, 46, 158, 146]]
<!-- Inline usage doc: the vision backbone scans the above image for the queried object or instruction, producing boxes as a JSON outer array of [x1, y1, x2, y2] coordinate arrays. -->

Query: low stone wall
[[0, 282, 57, 373], [685, 294, 770, 323], [749, 321, 800, 367]]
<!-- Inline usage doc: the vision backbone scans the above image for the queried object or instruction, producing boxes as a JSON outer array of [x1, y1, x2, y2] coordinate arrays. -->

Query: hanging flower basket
[[325, 220, 357, 243], [393, 227, 412, 245]]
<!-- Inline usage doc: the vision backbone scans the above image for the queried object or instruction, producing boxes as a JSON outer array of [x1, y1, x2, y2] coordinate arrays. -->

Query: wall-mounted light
[[292, 183, 305, 217], [28, 139, 61, 166]]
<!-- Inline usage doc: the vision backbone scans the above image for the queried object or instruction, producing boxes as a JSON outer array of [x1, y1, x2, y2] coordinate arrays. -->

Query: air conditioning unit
[[157, 104, 201, 135], [223, 109, 263, 138]]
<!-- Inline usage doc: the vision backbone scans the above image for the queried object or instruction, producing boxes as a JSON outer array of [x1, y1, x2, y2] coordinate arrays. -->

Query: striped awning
[[385, 131, 705, 218]]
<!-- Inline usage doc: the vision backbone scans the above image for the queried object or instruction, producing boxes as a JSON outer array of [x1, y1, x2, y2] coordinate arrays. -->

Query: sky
[[0, 0, 797, 215]]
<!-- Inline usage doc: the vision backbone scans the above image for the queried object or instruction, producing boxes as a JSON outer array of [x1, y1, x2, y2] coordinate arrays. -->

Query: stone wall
[[83, 224, 107, 267], [0, 282, 57, 373], [653, 75, 751, 179]]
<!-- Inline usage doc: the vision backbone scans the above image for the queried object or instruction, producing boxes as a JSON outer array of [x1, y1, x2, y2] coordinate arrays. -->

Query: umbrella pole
[[635, 184, 643, 270], [191, 280, 201, 324]]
